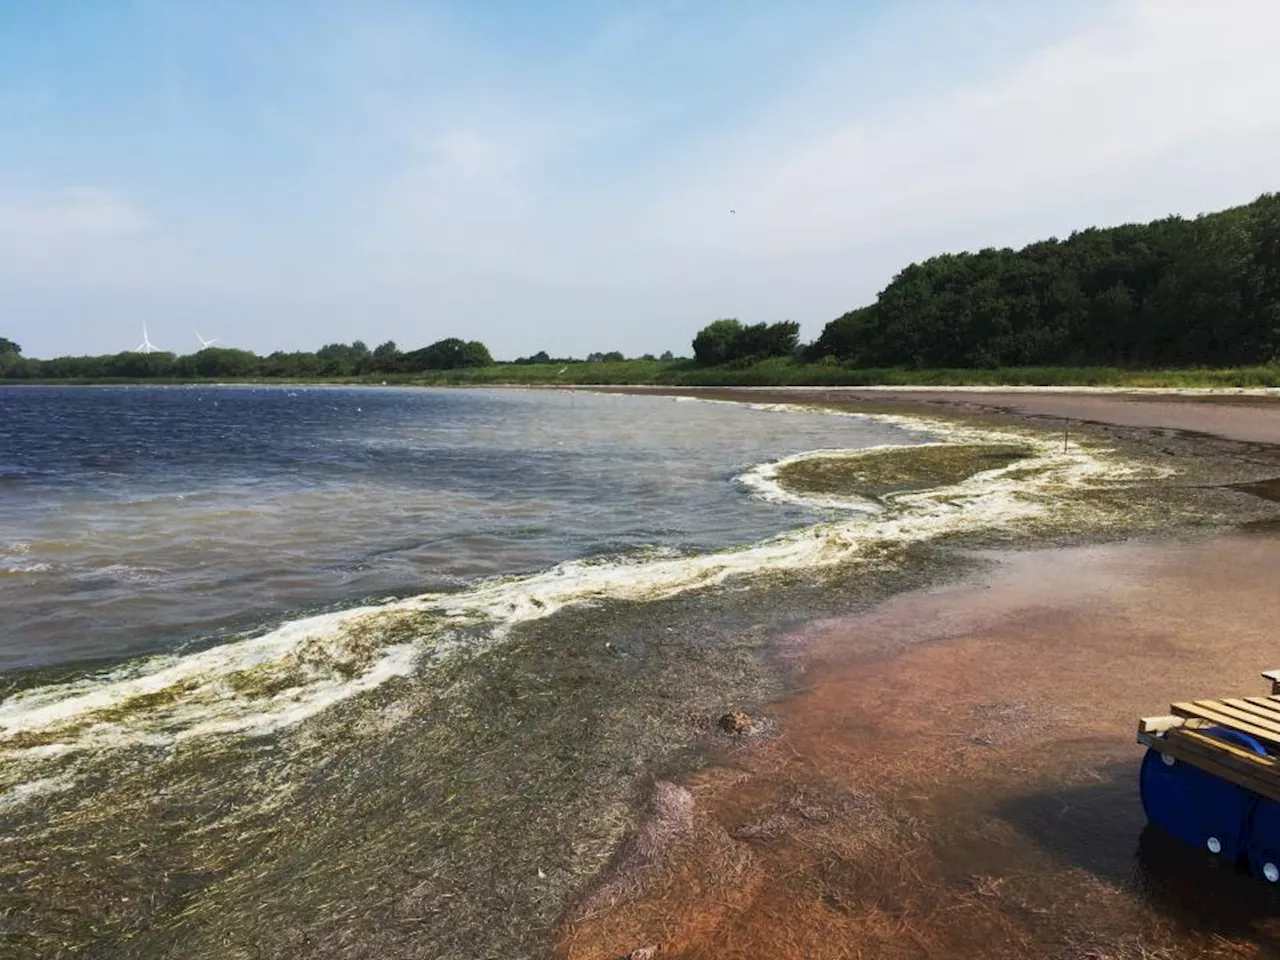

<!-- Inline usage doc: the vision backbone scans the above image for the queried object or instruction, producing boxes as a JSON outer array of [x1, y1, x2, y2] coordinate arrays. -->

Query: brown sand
[[560, 392, 1280, 960], [602, 385, 1280, 446]]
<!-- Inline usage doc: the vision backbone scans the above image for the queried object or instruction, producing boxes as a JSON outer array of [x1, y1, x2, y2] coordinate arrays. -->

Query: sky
[[2, 0, 1280, 360]]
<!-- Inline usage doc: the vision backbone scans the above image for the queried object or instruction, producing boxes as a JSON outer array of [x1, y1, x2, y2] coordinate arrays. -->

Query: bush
[[692, 319, 800, 366]]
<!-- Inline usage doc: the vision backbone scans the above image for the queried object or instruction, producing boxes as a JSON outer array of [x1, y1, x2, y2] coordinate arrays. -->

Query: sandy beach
[[564, 389, 1280, 960]]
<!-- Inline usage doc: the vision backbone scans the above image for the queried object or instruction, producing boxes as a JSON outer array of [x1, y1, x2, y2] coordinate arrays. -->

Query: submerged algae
[[775, 444, 1033, 501], [0, 552, 952, 960]]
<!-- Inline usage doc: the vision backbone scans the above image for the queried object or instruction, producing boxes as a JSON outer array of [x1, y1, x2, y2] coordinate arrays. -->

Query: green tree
[[185, 347, 261, 378], [401, 338, 493, 371], [693, 319, 799, 365], [692, 319, 743, 365], [315, 342, 374, 376], [372, 340, 401, 373], [737, 321, 800, 359], [261, 351, 325, 378], [0, 337, 21, 378]]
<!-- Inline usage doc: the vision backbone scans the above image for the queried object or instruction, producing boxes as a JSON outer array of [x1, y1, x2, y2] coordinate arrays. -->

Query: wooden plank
[[1194, 699, 1280, 736], [1151, 731, 1280, 804], [1163, 727, 1280, 799], [1138, 715, 1184, 735], [1225, 698, 1280, 725], [1173, 728, 1277, 769], [1262, 669, 1280, 695], [1167, 737, 1274, 798], [1170, 701, 1280, 745], [1170, 701, 1280, 747]]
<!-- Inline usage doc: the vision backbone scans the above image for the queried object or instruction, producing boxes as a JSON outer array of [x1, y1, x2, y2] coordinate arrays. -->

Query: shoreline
[[9, 377, 1280, 393], [559, 389, 1280, 960]]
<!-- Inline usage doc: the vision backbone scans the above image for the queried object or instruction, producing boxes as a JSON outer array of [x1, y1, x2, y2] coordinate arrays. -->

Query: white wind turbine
[[194, 329, 218, 349], [135, 322, 161, 354]]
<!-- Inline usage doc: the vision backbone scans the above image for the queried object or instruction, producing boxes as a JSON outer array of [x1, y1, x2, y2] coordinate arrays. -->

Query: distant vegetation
[[6, 193, 1280, 387], [0, 337, 492, 381], [692, 319, 799, 366]]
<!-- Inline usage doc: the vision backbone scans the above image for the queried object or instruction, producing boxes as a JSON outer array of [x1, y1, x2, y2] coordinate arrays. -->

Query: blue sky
[[3, 0, 1279, 359]]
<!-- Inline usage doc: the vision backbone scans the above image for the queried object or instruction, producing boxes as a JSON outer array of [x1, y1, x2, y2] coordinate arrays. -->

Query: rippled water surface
[[0, 385, 910, 671]]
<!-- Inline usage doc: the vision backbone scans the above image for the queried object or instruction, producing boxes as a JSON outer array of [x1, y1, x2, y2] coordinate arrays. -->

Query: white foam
[[0, 404, 1168, 806], [0, 774, 76, 812], [72, 563, 167, 583], [737, 443, 950, 512], [1, 563, 52, 576]]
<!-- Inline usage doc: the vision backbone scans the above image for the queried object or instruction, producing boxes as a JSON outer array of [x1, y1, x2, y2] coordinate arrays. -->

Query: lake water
[[3, 385, 1136, 958], [0, 385, 908, 672]]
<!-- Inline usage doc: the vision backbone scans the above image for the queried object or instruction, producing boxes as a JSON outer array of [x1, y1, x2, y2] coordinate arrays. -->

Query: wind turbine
[[194, 329, 218, 349], [135, 322, 160, 354]]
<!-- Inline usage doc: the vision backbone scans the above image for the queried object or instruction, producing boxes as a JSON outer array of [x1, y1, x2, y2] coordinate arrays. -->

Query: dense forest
[[5, 193, 1280, 381], [808, 193, 1280, 368]]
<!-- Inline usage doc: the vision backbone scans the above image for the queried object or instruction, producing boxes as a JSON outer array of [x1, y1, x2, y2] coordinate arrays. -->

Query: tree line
[[806, 192, 1280, 368], [690, 193, 1280, 370], [0, 336, 686, 381], [0, 337, 494, 380]]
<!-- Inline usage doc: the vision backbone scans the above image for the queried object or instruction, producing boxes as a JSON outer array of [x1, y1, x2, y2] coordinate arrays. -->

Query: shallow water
[[561, 535, 1280, 960]]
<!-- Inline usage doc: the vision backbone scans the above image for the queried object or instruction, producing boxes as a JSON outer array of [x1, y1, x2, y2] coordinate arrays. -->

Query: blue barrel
[[1139, 728, 1266, 863], [1246, 798, 1280, 882]]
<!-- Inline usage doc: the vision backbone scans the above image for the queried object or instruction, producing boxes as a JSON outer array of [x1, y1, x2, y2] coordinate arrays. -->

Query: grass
[[386, 358, 1280, 388], [10, 358, 1280, 388], [775, 445, 1033, 501]]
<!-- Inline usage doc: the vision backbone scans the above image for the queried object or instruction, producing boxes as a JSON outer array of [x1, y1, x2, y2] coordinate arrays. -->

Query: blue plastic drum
[[1246, 798, 1280, 882], [1139, 727, 1267, 863]]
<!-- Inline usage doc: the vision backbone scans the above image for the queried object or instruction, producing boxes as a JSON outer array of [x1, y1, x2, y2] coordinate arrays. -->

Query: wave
[[70, 563, 169, 584], [0, 542, 51, 576], [1, 563, 53, 577], [0, 405, 1168, 805]]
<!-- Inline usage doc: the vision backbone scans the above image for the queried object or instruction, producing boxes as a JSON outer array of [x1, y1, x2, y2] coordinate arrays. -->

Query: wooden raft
[[1138, 670, 1280, 804]]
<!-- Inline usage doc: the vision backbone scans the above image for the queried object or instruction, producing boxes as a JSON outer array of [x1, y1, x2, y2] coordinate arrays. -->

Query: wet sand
[[561, 391, 1280, 959], [562, 534, 1280, 960]]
